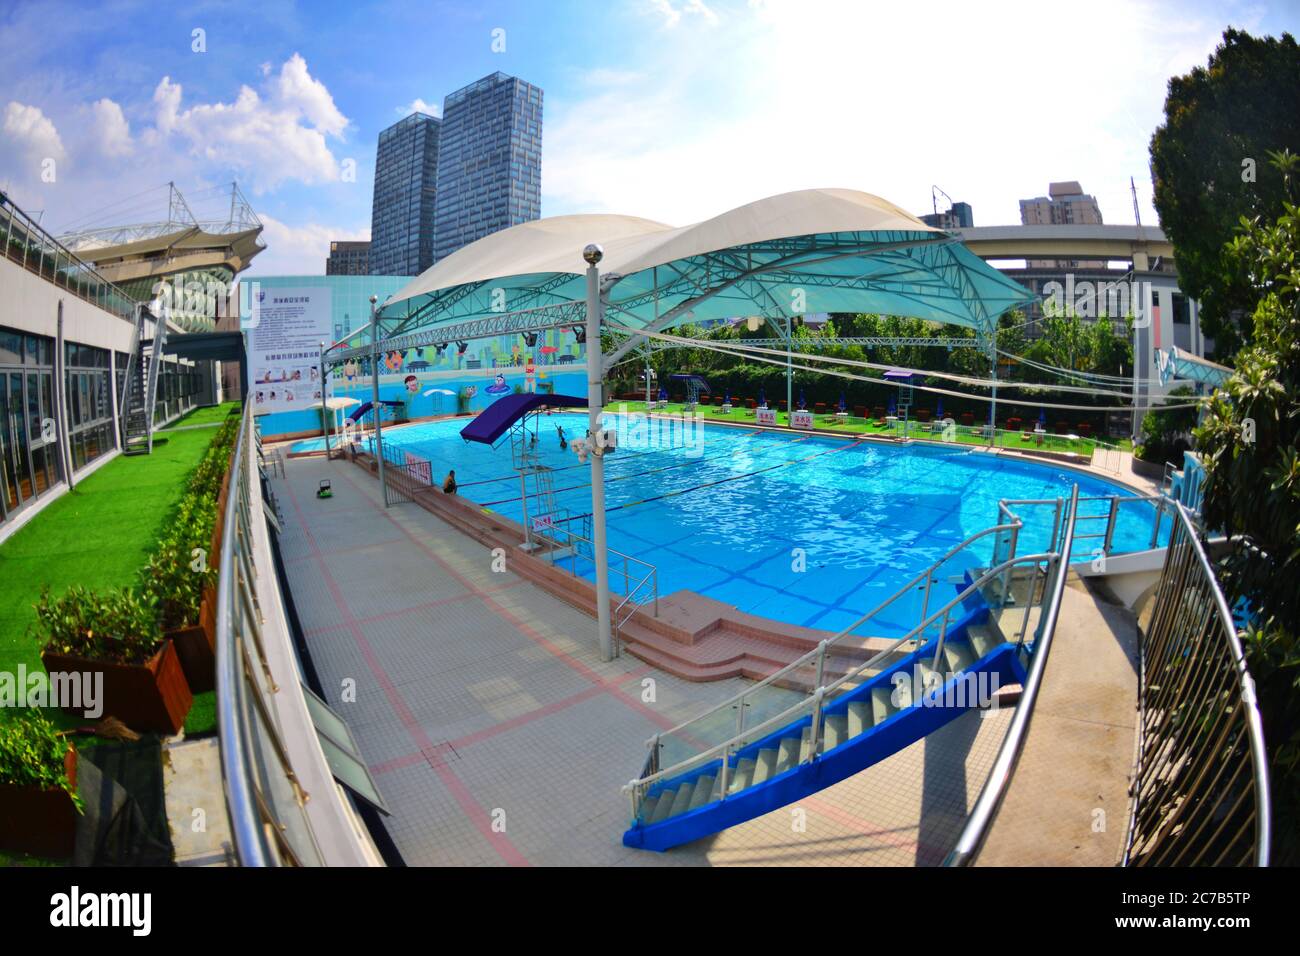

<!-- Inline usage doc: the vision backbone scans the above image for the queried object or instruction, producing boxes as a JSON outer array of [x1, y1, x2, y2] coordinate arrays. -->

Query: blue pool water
[[354, 413, 1166, 637]]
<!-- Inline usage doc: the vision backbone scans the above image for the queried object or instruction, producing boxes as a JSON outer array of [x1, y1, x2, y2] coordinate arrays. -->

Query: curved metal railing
[[215, 404, 324, 866], [1121, 501, 1271, 866], [944, 485, 1078, 865]]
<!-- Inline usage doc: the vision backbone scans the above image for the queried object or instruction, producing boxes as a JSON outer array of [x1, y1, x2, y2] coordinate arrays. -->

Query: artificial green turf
[[0, 407, 238, 735], [160, 401, 241, 431]]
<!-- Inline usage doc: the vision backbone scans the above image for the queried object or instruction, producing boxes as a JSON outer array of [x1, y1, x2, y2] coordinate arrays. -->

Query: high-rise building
[[920, 201, 973, 230], [370, 112, 440, 276], [1019, 181, 1103, 226], [432, 72, 542, 264], [326, 240, 371, 276], [1020, 182, 1104, 268]]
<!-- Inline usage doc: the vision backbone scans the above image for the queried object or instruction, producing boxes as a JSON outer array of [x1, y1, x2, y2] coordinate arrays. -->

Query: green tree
[[1150, 28, 1300, 358], [1194, 155, 1300, 861]]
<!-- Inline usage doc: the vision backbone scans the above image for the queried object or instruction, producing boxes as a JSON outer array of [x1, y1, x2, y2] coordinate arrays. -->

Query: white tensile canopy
[[328, 188, 1035, 363]]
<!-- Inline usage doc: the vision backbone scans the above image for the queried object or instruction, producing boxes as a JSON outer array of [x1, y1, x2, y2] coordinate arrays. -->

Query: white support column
[[585, 244, 613, 661]]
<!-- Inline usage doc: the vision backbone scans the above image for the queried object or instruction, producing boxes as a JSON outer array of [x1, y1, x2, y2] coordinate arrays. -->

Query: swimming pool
[[364, 413, 1165, 636]]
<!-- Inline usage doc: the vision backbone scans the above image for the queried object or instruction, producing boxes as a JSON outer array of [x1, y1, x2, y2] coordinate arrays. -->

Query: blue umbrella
[[838, 393, 847, 412], [1038, 407, 1047, 426], [798, 389, 806, 410], [659, 387, 668, 402], [936, 397, 944, 419], [887, 396, 896, 415], [724, 390, 731, 405], [759, 388, 766, 407]]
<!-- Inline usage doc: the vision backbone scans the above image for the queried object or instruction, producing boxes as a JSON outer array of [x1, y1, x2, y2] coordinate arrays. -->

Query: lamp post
[[585, 243, 613, 661], [319, 340, 330, 458], [369, 295, 387, 508]]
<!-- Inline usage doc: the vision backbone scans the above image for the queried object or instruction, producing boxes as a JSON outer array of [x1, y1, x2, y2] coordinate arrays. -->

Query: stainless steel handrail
[[943, 485, 1079, 865], [215, 404, 270, 866], [215, 405, 325, 866], [627, 550, 1056, 806], [636, 520, 1026, 745]]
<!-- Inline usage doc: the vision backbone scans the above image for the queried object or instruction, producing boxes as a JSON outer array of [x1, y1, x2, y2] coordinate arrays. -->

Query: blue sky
[[2, 0, 1297, 276]]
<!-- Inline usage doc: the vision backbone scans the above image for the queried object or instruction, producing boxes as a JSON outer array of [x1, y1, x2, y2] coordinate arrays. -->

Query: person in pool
[[556, 424, 567, 450]]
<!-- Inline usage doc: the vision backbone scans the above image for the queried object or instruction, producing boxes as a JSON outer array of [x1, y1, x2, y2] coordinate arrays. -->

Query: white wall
[[0, 257, 139, 353]]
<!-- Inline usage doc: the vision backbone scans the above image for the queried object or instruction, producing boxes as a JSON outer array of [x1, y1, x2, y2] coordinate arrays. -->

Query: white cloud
[[3, 101, 65, 165], [546, 0, 1231, 230], [648, 0, 719, 28], [398, 98, 441, 118], [90, 98, 132, 157], [148, 54, 350, 192], [250, 213, 369, 275]]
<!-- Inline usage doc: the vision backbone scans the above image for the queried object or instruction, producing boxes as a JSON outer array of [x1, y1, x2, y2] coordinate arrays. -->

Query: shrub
[[1135, 386, 1198, 464], [0, 711, 82, 813], [32, 585, 161, 664]]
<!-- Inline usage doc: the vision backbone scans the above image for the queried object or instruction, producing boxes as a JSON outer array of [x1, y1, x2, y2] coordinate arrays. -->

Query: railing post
[[807, 687, 825, 762], [719, 745, 731, 799], [1103, 496, 1119, 554], [814, 639, 827, 689]]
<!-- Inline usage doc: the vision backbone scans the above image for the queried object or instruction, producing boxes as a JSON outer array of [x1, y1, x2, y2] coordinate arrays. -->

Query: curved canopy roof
[[337, 188, 1034, 361]]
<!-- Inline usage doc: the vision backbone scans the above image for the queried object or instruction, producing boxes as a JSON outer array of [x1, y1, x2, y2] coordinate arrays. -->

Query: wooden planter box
[[0, 748, 78, 858], [166, 587, 217, 694], [42, 641, 192, 735]]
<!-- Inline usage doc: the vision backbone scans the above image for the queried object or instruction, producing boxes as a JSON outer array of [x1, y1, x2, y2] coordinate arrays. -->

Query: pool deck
[[273, 454, 1013, 866], [975, 574, 1140, 866]]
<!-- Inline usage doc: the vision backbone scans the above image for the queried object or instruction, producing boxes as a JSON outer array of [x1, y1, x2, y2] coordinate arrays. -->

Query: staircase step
[[688, 776, 716, 811], [823, 714, 848, 752], [943, 641, 976, 675], [847, 701, 871, 737], [872, 686, 899, 725], [751, 748, 778, 785], [640, 793, 660, 824], [668, 782, 696, 818], [727, 757, 756, 794], [775, 736, 800, 774], [650, 789, 677, 823], [967, 623, 1002, 659], [799, 726, 813, 762]]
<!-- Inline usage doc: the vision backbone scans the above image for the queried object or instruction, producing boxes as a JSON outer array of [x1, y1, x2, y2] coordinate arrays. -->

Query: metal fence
[[1123, 502, 1271, 866]]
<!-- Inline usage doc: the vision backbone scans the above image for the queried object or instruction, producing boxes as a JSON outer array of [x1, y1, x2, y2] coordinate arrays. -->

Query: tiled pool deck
[[274, 454, 1013, 866]]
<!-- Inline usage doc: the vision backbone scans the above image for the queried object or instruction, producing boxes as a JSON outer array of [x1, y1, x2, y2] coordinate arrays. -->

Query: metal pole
[[786, 313, 793, 420], [369, 296, 387, 508], [584, 244, 614, 661], [319, 341, 330, 458], [988, 332, 998, 443]]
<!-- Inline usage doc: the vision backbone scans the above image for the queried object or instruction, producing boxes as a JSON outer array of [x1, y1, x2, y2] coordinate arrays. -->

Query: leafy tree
[[1194, 154, 1300, 862], [1150, 28, 1300, 358]]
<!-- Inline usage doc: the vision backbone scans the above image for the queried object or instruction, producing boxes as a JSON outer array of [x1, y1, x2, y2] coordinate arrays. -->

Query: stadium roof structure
[[324, 188, 1035, 366]]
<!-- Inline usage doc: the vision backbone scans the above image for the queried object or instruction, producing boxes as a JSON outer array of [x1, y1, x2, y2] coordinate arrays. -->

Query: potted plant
[[144, 493, 219, 693], [0, 710, 83, 858], [34, 585, 192, 735]]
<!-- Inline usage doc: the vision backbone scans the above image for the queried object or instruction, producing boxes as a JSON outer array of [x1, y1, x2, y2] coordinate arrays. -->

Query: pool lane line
[[474, 432, 811, 508]]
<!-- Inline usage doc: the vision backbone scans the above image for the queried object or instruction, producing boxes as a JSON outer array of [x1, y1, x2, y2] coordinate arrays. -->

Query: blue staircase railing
[[622, 542, 1064, 851]]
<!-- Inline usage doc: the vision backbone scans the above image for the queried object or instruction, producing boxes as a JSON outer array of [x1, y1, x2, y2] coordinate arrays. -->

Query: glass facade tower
[[370, 112, 441, 276], [432, 72, 542, 264]]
